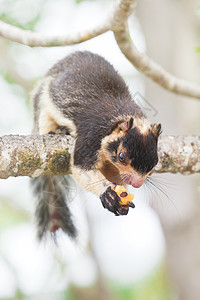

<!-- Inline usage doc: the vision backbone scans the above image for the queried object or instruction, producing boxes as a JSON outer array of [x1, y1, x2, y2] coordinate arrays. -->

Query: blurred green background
[[0, 0, 200, 299]]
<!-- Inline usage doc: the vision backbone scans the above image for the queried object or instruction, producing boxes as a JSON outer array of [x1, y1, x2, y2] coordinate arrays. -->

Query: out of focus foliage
[[0, 0, 44, 29], [0, 1, 170, 299]]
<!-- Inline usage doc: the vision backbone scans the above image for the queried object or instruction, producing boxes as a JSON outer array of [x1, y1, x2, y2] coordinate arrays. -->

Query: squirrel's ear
[[118, 117, 133, 132], [152, 123, 162, 138]]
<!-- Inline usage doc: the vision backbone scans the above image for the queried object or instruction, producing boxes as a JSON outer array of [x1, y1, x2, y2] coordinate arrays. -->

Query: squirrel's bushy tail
[[31, 175, 77, 240]]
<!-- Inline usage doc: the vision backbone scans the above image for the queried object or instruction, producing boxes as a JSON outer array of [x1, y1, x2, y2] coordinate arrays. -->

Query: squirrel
[[31, 51, 161, 239]]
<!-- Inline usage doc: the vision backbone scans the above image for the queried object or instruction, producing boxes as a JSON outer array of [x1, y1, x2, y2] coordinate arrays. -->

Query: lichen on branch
[[0, 134, 200, 179], [0, 135, 74, 179]]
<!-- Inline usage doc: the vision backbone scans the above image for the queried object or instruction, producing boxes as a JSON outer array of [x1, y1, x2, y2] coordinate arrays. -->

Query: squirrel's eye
[[118, 151, 126, 163]]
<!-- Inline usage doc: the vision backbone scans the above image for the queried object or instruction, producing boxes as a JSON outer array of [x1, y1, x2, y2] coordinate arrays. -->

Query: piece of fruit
[[114, 185, 134, 205]]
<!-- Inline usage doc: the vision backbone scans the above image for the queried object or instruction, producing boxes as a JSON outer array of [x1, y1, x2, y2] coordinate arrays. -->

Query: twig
[[0, 0, 200, 98], [0, 0, 134, 47], [0, 19, 110, 47], [114, 24, 200, 99]]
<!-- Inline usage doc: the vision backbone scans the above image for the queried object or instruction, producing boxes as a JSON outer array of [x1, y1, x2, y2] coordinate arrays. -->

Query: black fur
[[107, 139, 120, 163], [107, 139, 121, 154], [100, 186, 128, 216], [48, 51, 145, 170], [31, 175, 77, 240], [123, 128, 158, 174], [106, 128, 158, 175], [32, 51, 160, 237]]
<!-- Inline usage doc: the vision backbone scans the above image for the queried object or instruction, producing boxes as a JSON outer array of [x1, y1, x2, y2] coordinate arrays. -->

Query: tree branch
[[109, 0, 136, 29], [114, 24, 200, 99], [0, 135, 74, 179], [0, 19, 110, 47], [0, 134, 199, 179], [0, 0, 135, 47], [0, 0, 134, 47], [156, 135, 200, 174], [0, 0, 200, 99]]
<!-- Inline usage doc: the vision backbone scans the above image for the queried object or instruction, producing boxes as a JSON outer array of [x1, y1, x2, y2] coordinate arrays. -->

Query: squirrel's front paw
[[100, 186, 129, 216]]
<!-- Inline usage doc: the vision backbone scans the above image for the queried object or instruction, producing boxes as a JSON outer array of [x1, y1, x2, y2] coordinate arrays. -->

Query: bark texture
[[0, 134, 200, 179], [0, 135, 74, 179]]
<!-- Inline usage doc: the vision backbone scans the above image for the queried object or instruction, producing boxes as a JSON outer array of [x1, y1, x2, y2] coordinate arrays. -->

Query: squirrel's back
[[33, 51, 146, 169], [48, 51, 144, 121]]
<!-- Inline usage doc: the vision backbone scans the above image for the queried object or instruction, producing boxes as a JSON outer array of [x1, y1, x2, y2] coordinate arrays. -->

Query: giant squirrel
[[31, 51, 161, 239]]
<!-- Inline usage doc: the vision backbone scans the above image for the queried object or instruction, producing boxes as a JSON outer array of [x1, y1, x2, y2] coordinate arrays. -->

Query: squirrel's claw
[[100, 186, 129, 216], [128, 201, 135, 209]]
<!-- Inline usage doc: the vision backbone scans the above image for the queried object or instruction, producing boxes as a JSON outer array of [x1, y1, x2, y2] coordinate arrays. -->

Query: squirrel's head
[[100, 117, 161, 188]]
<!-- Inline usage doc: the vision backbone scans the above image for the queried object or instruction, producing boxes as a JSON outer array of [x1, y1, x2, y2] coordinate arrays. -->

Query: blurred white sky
[[0, 0, 166, 298]]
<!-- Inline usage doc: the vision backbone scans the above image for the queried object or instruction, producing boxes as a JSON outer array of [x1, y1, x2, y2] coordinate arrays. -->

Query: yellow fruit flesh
[[114, 185, 134, 205]]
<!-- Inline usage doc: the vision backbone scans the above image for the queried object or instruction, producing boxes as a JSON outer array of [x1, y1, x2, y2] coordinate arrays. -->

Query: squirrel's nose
[[129, 174, 145, 188], [122, 172, 146, 188]]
